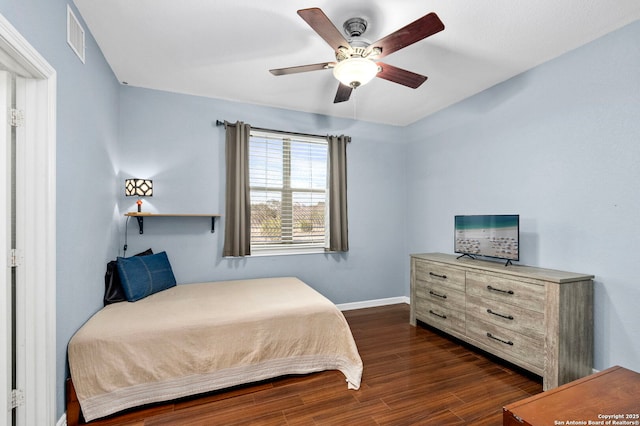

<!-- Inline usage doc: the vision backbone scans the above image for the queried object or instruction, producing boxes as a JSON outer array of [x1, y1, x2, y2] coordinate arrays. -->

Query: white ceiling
[[73, 0, 640, 126]]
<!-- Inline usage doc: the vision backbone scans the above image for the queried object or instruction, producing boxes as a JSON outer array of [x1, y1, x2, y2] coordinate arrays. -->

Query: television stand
[[456, 253, 476, 260], [457, 253, 513, 267]]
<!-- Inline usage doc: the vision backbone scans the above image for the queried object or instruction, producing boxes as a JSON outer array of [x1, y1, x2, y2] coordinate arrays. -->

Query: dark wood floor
[[78, 303, 542, 425]]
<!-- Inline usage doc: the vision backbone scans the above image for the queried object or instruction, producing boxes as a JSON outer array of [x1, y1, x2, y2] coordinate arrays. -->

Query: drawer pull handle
[[429, 310, 447, 319], [487, 309, 514, 320], [486, 332, 514, 346], [429, 290, 447, 299], [429, 272, 447, 279], [487, 285, 514, 295]]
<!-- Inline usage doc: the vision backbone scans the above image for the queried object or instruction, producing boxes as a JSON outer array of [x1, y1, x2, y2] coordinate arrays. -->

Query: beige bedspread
[[68, 277, 362, 421]]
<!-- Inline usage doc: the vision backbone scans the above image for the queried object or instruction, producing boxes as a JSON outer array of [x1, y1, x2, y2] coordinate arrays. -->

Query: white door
[[0, 69, 16, 425]]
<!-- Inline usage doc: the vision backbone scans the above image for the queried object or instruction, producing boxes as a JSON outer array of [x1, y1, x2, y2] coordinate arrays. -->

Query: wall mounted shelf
[[124, 213, 221, 234]]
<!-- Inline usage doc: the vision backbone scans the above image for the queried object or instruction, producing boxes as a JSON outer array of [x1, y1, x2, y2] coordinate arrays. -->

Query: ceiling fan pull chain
[[353, 88, 357, 120]]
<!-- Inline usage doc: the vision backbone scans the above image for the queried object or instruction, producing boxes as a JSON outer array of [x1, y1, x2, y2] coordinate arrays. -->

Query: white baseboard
[[337, 296, 409, 311], [56, 413, 67, 426]]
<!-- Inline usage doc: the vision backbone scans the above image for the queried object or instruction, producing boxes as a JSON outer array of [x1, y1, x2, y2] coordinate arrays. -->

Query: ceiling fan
[[269, 7, 445, 103]]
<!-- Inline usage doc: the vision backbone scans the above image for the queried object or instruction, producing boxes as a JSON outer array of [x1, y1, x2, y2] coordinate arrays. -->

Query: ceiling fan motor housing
[[338, 17, 382, 61], [342, 17, 372, 57], [343, 17, 367, 37], [333, 17, 383, 88]]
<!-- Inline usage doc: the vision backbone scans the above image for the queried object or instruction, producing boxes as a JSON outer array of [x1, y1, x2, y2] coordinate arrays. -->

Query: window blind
[[249, 131, 328, 249]]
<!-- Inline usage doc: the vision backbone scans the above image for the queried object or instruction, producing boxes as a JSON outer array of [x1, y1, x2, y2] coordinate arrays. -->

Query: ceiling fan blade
[[334, 83, 353, 103], [366, 13, 444, 59], [270, 62, 333, 76], [376, 62, 428, 89], [298, 8, 351, 52]]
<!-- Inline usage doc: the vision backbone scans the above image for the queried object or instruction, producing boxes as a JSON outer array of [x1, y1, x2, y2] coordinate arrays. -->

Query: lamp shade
[[125, 179, 153, 197], [333, 58, 379, 88]]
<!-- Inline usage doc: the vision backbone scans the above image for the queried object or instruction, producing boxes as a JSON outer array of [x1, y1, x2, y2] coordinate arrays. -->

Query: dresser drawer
[[466, 294, 544, 339], [415, 298, 465, 335], [415, 282, 465, 311], [414, 260, 465, 292], [466, 271, 545, 313], [466, 319, 543, 370]]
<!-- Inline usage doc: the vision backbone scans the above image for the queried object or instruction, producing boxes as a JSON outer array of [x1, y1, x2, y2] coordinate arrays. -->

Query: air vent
[[67, 5, 85, 63]]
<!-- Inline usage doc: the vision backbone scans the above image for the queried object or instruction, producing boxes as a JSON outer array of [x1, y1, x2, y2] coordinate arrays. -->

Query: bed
[[67, 276, 363, 422]]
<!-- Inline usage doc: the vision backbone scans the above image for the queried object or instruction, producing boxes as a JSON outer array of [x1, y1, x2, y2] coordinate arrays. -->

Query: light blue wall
[[0, 0, 121, 418], [1, 0, 407, 418], [405, 21, 640, 372], [2, 0, 639, 420], [117, 87, 407, 305]]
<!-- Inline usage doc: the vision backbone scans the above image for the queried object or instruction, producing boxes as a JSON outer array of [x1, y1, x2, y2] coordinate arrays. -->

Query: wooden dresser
[[503, 366, 640, 426], [410, 253, 594, 390]]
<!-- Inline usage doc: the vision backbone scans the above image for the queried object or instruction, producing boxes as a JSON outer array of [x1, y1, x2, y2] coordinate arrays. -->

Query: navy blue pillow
[[104, 248, 153, 306], [116, 251, 177, 302]]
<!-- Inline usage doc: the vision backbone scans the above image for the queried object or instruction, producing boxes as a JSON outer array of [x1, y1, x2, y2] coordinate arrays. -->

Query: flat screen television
[[454, 214, 519, 265]]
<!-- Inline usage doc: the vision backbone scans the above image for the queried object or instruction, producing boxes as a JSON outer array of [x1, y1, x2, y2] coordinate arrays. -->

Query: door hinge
[[9, 249, 22, 267], [10, 389, 24, 409], [10, 108, 24, 127]]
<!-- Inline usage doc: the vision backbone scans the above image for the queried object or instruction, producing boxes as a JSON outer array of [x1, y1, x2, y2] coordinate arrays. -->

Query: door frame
[[0, 66, 14, 426], [0, 12, 57, 425]]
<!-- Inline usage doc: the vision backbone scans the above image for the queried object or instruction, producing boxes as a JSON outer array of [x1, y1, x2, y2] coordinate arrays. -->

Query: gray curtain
[[223, 121, 251, 257], [326, 135, 350, 252]]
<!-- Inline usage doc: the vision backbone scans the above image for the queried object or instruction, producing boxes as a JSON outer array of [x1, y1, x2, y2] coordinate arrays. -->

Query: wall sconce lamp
[[125, 179, 153, 212]]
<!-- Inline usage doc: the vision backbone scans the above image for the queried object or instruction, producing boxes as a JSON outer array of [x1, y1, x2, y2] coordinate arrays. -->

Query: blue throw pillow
[[104, 248, 153, 306], [116, 251, 177, 302]]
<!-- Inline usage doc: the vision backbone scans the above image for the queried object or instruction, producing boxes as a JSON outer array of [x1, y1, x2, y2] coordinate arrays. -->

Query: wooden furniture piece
[[503, 366, 640, 426], [410, 253, 594, 390], [125, 212, 221, 234]]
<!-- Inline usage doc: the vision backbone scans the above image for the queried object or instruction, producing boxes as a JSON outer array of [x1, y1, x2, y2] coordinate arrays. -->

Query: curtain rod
[[215, 120, 350, 143]]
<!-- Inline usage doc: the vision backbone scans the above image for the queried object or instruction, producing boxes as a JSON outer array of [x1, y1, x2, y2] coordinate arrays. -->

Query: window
[[249, 130, 328, 254]]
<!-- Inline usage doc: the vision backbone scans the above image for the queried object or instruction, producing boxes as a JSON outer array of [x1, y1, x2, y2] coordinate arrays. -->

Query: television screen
[[454, 215, 519, 262]]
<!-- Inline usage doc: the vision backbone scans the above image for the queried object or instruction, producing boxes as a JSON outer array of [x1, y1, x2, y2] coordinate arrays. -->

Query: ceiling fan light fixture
[[333, 57, 379, 88]]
